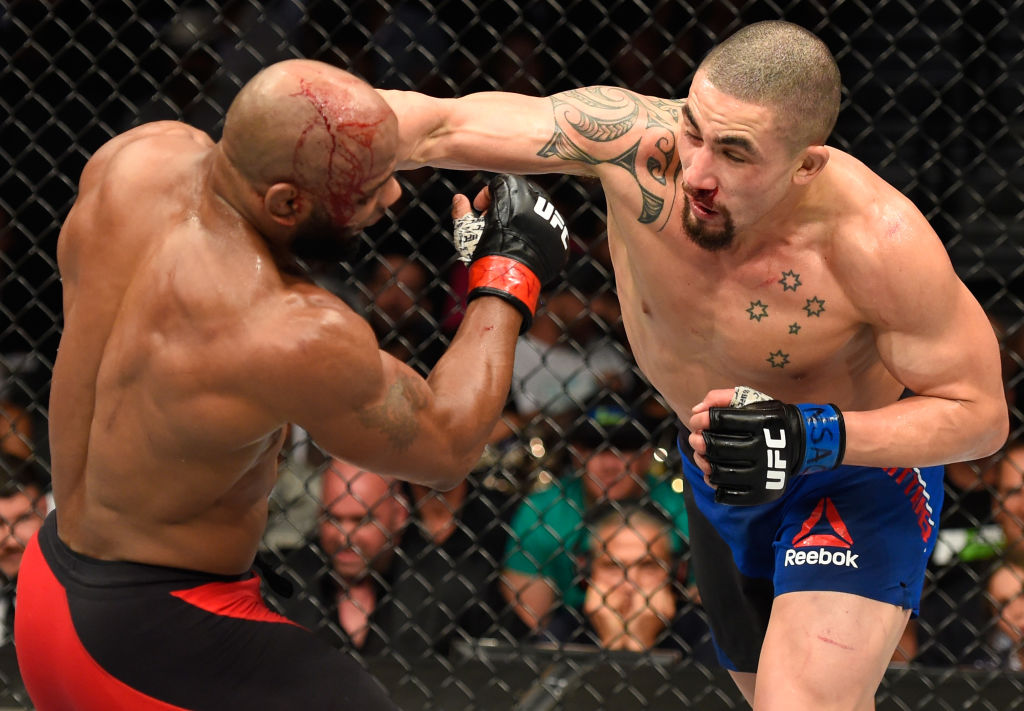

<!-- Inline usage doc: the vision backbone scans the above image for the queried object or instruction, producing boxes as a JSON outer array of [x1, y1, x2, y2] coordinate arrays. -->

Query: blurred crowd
[[2, 0, 1023, 682]]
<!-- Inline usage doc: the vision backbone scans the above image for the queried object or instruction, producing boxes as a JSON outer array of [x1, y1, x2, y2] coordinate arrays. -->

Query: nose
[[682, 145, 717, 191]]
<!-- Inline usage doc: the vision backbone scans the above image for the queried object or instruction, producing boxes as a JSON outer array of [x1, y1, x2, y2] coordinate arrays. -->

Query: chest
[[611, 223, 863, 386]]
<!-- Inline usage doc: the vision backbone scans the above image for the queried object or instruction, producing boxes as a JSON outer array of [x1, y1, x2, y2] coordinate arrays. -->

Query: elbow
[[972, 399, 1010, 459], [421, 452, 479, 492], [984, 412, 1010, 457]]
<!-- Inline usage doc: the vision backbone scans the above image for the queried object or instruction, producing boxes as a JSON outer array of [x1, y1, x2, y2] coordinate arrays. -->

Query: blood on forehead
[[290, 78, 388, 224]]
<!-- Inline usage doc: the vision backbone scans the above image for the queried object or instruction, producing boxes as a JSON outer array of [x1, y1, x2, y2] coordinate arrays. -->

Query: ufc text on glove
[[702, 400, 846, 506], [465, 174, 569, 333]]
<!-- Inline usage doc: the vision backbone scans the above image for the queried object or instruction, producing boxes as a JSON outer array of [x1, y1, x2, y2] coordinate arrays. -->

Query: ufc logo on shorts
[[533, 196, 569, 246], [764, 428, 787, 490]]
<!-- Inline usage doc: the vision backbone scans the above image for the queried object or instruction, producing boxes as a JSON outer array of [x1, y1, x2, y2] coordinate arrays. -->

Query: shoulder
[[823, 150, 957, 314], [240, 282, 384, 410], [79, 122, 212, 193]]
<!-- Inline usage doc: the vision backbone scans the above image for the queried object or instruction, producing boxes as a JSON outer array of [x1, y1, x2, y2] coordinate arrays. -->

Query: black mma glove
[[703, 398, 846, 506], [464, 174, 570, 333]]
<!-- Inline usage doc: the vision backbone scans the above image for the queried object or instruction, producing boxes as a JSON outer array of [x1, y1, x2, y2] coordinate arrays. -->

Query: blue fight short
[[678, 432, 943, 673]]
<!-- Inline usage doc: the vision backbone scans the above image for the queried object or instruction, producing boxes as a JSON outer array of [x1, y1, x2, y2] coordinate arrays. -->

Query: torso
[[588, 101, 906, 417], [49, 123, 305, 574]]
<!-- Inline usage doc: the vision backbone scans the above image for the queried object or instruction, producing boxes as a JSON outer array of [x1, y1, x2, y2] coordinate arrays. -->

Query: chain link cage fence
[[2, 1, 1023, 709]]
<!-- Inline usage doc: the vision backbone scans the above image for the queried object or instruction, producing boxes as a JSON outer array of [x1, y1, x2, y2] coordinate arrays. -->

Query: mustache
[[683, 185, 718, 202]]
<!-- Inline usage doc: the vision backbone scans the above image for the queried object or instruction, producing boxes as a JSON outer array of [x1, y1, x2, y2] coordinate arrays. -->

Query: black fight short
[[15, 511, 400, 711]]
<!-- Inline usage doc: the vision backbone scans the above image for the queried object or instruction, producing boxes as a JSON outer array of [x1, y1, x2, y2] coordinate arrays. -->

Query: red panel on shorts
[[170, 575, 302, 627], [15, 534, 191, 711]]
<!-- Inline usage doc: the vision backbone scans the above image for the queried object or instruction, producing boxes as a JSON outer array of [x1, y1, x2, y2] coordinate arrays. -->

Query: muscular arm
[[692, 206, 1008, 471], [840, 229, 1008, 466], [261, 295, 522, 490], [381, 87, 684, 226]]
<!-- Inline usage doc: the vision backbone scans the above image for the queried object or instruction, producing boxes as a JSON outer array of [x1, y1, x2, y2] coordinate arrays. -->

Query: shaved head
[[222, 59, 398, 227], [698, 21, 840, 151]]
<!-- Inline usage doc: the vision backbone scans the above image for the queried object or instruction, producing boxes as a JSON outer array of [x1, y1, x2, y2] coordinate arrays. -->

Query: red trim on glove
[[468, 255, 541, 317]]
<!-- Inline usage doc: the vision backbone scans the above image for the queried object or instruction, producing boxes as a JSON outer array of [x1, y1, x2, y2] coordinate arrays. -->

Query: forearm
[[422, 297, 521, 486], [842, 394, 1008, 469], [380, 89, 588, 175]]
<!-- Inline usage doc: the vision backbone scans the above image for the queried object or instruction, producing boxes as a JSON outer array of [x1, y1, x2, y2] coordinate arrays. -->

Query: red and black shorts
[[15, 511, 400, 711]]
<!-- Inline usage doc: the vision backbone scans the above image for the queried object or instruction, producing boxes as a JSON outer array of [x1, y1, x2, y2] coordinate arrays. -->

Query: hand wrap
[[463, 174, 569, 333], [703, 387, 846, 506]]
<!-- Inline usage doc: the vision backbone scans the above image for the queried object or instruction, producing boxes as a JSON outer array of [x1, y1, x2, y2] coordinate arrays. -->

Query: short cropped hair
[[698, 21, 841, 150], [0, 453, 48, 498]]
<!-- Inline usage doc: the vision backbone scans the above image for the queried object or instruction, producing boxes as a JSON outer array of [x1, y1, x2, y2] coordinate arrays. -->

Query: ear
[[793, 145, 829, 185], [264, 182, 309, 226]]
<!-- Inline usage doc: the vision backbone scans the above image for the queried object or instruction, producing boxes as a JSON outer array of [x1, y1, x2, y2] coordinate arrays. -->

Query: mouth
[[688, 195, 718, 219]]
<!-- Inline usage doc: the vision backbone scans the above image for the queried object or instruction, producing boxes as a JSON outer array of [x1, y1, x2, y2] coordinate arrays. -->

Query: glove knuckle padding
[[704, 399, 845, 506], [478, 174, 568, 286], [466, 174, 570, 334]]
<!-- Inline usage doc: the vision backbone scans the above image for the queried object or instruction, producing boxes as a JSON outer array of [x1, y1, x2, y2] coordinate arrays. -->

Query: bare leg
[[748, 590, 909, 711]]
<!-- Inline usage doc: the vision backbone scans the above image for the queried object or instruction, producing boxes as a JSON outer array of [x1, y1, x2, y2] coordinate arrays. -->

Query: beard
[[288, 205, 362, 264], [682, 197, 736, 252]]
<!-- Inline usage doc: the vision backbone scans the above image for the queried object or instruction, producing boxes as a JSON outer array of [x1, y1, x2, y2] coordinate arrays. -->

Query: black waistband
[[38, 511, 251, 593]]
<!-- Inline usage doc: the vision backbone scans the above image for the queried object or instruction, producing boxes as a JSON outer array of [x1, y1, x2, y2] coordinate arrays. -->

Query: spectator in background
[[380, 475, 527, 657], [995, 443, 1024, 565], [0, 453, 48, 646], [0, 402, 33, 462], [363, 253, 445, 373], [986, 562, 1024, 671], [271, 459, 408, 654], [916, 314, 1021, 667], [500, 398, 688, 632], [505, 290, 634, 441], [580, 501, 678, 652]]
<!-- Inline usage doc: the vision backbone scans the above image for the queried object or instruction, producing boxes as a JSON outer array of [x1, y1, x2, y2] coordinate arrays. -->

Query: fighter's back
[[49, 122, 295, 574]]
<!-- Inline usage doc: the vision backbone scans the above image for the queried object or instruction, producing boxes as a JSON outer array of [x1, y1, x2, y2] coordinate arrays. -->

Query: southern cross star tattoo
[[803, 296, 826, 317], [788, 322, 801, 335], [747, 300, 769, 321], [766, 350, 790, 368], [779, 270, 802, 291]]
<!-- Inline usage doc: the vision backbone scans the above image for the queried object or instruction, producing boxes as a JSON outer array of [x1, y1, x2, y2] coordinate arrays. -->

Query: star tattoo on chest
[[803, 296, 826, 317], [779, 270, 801, 291], [747, 300, 769, 321]]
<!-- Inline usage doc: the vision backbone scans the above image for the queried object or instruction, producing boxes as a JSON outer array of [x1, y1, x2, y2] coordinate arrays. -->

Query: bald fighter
[[382, 21, 1007, 711], [15, 59, 568, 709]]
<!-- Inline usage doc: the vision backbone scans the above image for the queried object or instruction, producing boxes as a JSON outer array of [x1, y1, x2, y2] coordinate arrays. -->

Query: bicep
[[872, 263, 1001, 404], [385, 87, 676, 178]]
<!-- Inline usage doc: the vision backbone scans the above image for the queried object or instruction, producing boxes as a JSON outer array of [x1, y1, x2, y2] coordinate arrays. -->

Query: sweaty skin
[[382, 69, 1007, 711], [48, 60, 523, 576], [382, 76, 1007, 471]]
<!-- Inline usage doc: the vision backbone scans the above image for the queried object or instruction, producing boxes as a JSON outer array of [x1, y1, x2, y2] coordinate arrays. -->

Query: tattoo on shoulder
[[538, 87, 683, 228], [357, 374, 428, 451]]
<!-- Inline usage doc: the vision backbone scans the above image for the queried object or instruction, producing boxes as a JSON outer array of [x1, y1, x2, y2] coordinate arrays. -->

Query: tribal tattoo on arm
[[538, 87, 683, 228], [356, 374, 428, 451]]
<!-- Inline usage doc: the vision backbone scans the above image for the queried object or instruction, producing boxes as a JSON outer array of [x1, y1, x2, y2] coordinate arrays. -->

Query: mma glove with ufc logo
[[453, 174, 569, 333], [703, 393, 846, 506]]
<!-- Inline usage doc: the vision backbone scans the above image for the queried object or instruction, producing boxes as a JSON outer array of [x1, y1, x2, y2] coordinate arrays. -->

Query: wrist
[[467, 255, 540, 332], [794, 403, 845, 474]]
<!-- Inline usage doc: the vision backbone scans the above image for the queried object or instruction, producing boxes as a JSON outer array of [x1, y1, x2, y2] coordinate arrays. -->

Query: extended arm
[[381, 87, 685, 225], [255, 178, 568, 490]]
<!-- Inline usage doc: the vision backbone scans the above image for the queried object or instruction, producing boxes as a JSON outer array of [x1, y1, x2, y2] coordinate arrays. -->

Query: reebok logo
[[533, 196, 569, 247], [784, 548, 859, 568], [784, 498, 859, 568]]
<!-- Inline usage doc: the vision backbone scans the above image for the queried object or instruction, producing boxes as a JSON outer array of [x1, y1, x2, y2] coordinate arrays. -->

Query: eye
[[724, 152, 745, 163], [684, 131, 702, 144]]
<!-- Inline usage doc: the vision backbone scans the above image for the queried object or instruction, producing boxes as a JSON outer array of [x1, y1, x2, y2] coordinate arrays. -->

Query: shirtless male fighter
[[15, 59, 568, 710], [381, 20, 1008, 711]]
